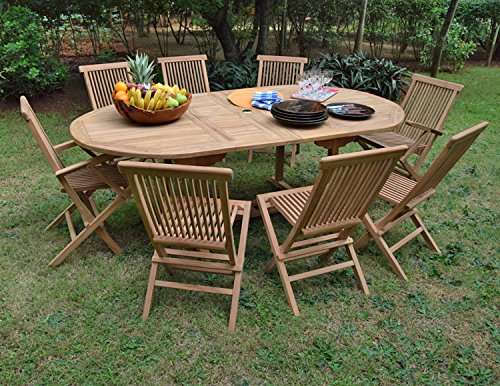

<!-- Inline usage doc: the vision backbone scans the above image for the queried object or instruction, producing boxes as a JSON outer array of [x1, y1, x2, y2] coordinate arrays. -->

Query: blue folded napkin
[[251, 91, 282, 111]]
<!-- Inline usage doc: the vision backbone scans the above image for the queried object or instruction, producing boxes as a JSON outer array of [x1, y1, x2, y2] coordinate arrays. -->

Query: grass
[[0, 66, 498, 385]]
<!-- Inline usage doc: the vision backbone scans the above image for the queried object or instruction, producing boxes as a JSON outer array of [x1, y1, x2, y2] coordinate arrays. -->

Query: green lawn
[[0, 66, 498, 385]]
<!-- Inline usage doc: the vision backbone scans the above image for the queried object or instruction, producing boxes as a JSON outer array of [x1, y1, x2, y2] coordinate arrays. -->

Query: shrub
[[207, 57, 258, 91], [0, 6, 68, 98], [418, 23, 476, 72], [309, 53, 410, 101]]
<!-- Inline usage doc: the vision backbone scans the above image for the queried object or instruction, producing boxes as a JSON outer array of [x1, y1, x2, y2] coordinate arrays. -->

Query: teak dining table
[[70, 85, 405, 188]]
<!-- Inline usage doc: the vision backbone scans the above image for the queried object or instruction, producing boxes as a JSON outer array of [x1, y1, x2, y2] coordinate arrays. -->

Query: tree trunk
[[256, 0, 271, 54], [136, 9, 146, 37], [487, 23, 499, 66], [205, 5, 241, 63], [430, 0, 459, 77], [279, 0, 288, 55], [212, 20, 241, 62], [354, 0, 368, 53]]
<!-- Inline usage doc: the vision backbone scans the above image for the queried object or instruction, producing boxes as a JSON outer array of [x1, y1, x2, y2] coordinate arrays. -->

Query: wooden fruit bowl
[[113, 93, 192, 125]]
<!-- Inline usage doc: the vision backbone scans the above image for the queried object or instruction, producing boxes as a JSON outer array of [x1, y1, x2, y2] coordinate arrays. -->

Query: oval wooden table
[[71, 85, 405, 187]]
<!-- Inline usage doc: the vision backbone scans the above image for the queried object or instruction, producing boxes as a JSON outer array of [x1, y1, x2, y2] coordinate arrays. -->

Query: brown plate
[[273, 100, 326, 116], [326, 102, 374, 119]]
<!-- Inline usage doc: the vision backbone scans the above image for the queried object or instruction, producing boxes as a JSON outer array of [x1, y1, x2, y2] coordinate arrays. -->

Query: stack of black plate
[[271, 100, 328, 127]]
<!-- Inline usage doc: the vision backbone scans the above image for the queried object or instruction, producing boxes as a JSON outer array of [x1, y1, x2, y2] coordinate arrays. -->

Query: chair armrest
[[55, 154, 116, 177], [54, 140, 78, 154], [406, 120, 443, 136], [54, 139, 98, 157]]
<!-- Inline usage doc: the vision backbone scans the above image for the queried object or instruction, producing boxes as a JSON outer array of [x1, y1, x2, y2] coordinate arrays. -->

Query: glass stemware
[[298, 69, 333, 98]]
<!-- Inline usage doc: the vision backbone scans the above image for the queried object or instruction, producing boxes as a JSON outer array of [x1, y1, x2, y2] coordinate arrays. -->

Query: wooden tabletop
[[70, 86, 405, 159]]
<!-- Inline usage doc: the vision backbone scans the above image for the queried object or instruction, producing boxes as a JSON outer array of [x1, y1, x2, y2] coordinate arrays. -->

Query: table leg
[[268, 145, 292, 190], [174, 153, 226, 166], [315, 137, 354, 156]]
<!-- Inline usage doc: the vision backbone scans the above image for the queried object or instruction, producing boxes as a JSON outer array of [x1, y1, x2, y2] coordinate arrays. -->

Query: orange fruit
[[114, 90, 129, 103], [114, 81, 128, 93]]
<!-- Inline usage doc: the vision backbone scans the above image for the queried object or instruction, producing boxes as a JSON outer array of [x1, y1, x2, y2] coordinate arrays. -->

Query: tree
[[457, 0, 500, 66], [488, 23, 499, 65], [430, 0, 460, 77], [280, 0, 288, 54], [186, 0, 257, 62], [256, 0, 271, 54], [354, 0, 368, 53]]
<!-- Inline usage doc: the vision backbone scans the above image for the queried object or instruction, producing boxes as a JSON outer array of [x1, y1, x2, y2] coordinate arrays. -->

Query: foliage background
[[2, 0, 498, 98]]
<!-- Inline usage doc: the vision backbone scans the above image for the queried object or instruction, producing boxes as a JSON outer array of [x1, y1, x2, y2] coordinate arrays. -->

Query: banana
[[143, 89, 152, 107], [137, 97, 145, 109], [129, 96, 135, 107], [147, 96, 156, 110], [155, 96, 164, 110], [150, 90, 162, 108], [128, 87, 136, 100], [135, 88, 142, 102]]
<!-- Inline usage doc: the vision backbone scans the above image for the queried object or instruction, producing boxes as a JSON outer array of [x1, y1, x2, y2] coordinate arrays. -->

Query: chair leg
[[354, 231, 372, 249], [264, 258, 276, 273], [81, 193, 122, 255], [48, 194, 126, 267], [45, 203, 76, 231], [411, 212, 441, 254], [276, 260, 300, 316], [346, 244, 369, 295], [65, 211, 77, 240], [362, 214, 408, 281], [247, 150, 253, 162], [143, 261, 159, 320], [94, 227, 123, 255], [228, 271, 242, 332]]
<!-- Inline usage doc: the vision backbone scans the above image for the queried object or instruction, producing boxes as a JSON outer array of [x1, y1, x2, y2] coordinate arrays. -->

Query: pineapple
[[127, 52, 156, 86]]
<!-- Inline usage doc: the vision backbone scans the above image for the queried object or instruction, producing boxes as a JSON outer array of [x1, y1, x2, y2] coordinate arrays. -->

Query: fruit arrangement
[[113, 82, 189, 111], [112, 52, 192, 124]]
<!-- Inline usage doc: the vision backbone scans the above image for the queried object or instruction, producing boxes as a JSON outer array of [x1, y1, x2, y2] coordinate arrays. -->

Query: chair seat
[[64, 164, 127, 192], [378, 172, 417, 204], [360, 132, 419, 149], [268, 186, 312, 225]]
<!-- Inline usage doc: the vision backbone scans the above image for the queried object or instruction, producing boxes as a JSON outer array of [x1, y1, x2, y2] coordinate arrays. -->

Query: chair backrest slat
[[119, 161, 236, 264], [397, 122, 488, 211], [282, 146, 408, 251], [397, 74, 463, 145], [158, 55, 210, 94], [256, 55, 307, 87], [20, 96, 63, 172], [79, 62, 130, 110]]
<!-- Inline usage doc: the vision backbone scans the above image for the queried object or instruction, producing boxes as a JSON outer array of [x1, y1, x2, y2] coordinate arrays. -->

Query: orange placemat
[[227, 89, 284, 109]]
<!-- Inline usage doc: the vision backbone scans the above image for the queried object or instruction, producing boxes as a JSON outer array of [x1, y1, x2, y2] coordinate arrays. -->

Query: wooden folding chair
[[157, 55, 210, 94], [358, 74, 464, 179], [248, 55, 308, 164], [79, 61, 130, 110], [118, 161, 252, 331], [257, 146, 408, 315], [20, 96, 130, 267], [355, 122, 488, 281]]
